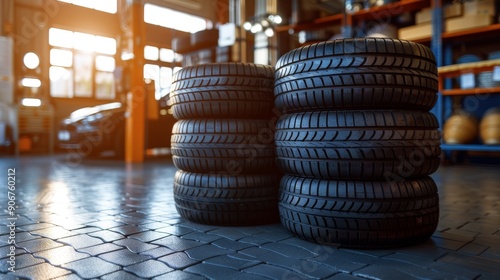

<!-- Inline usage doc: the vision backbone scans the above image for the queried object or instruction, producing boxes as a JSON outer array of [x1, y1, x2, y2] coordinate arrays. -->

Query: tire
[[279, 175, 439, 248], [275, 110, 441, 180], [170, 63, 275, 119], [171, 119, 276, 173], [174, 171, 280, 226], [274, 38, 438, 112]]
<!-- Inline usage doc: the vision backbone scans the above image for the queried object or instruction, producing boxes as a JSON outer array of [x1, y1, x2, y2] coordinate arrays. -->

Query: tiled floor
[[1, 155, 499, 280]]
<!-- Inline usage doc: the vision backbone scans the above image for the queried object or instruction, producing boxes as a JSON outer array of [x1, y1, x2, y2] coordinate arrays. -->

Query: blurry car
[[58, 96, 175, 158]]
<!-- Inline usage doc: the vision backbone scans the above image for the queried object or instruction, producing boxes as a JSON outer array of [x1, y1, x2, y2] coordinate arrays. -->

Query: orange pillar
[[125, 1, 145, 163]]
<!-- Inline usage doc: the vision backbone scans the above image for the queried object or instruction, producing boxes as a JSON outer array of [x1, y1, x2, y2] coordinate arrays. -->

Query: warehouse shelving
[[275, 0, 500, 159]]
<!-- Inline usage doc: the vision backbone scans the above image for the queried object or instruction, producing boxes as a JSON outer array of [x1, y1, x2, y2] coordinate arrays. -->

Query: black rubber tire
[[279, 175, 439, 248], [171, 119, 276, 173], [274, 38, 438, 112], [275, 110, 441, 180], [170, 63, 275, 119], [174, 171, 280, 226]]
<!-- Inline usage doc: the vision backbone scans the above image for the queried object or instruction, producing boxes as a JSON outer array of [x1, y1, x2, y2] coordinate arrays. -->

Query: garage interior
[[1, 0, 500, 279]]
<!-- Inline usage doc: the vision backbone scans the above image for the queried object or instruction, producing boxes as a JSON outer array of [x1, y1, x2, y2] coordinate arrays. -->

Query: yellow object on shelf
[[443, 113, 478, 144], [463, 0, 496, 16], [445, 14, 493, 33], [398, 23, 431, 41], [416, 4, 462, 25], [480, 108, 500, 145]]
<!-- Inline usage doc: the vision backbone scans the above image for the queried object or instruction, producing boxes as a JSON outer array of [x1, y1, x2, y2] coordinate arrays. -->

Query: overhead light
[[121, 51, 134, 61], [22, 78, 41, 88], [21, 98, 42, 107], [243, 21, 252, 31], [264, 27, 275, 37], [273, 15, 282, 24], [23, 52, 40, 69], [250, 23, 263, 33]]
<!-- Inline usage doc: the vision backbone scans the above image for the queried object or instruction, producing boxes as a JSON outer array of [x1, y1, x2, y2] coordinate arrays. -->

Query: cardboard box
[[464, 0, 496, 16], [398, 23, 432, 41], [445, 14, 494, 33], [416, 4, 463, 24]]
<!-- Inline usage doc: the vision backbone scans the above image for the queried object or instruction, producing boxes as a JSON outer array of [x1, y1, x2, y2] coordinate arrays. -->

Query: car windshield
[[70, 102, 122, 119]]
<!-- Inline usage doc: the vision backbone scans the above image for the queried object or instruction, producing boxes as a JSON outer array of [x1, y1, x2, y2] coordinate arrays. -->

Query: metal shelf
[[441, 87, 500, 96], [442, 144, 500, 152], [275, 13, 343, 33], [352, 0, 430, 22]]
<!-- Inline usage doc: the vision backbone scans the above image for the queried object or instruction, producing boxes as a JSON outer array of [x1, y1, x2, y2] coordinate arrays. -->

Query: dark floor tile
[[238, 235, 273, 246], [153, 270, 206, 280], [260, 251, 339, 279], [204, 254, 262, 270], [71, 227, 102, 235], [155, 225, 193, 236], [184, 244, 234, 260], [179, 222, 220, 233], [152, 235, 205, 251], [17, 238, 65, 253], [430, 236, 468, 251], [181, 232, 221, 243], [31, 226, 78, 240], [62, 257, 120, 279], [34, 246, 89, 265], [0, 253, 44, 272], [438, 252, 500, 275], [109, 225, 147, 236], [353, 263, 452, 280], [138, 222, 171, 230], [58, 234, 103, 249], [261, 242, 319, 259], [251, 230, 294, 242], [140, 247, 175, 259], [457, 242, 489, 256], [88, 230, 125, 242], [124, 260, 173, 278], [430, 262, 482, 280], [186, 263, 264, 280], [85, 220, 125, 230], [0, 244, 27, 257], [209, 228, 251, 240], [12, 262, 72, 279], [311, 251, 368, 273], [325, 273, 371, 280], [101, 270, 144, 280], [18, 223, 55, 232], [128, 231, 167, 243], [158, 252, 199, 269], [243, 263, 312, 280], [8, 232, 40, 243], [112, 238, 157, 253], [99, 249, 150, 266], [51, 273, 85, 280], [212, 238, 255, 251], [76, 243, 123, 256]]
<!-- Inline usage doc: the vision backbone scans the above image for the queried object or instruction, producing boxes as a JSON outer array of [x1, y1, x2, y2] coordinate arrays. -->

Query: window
[[144, 3, 209, 33], [49, 28, 116, 99], [57, 0, 117, 14], [143, 45, 182, 100]]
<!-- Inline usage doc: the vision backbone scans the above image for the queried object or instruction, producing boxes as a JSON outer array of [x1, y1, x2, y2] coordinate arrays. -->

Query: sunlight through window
[[144, 45, 159, 61], [49, 28, 73, 48], [50, 49, 73, 67], [57, 0, 117, 14], [144, 3, 208, 33]]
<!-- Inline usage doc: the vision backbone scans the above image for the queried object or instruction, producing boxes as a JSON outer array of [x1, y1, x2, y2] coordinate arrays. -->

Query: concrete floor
[[0, 155, 499, 279]]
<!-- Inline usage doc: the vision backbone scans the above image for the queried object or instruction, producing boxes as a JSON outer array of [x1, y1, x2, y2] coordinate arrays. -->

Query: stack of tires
[[169, 63, 280, 226], [274, 38, 441, 248]]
